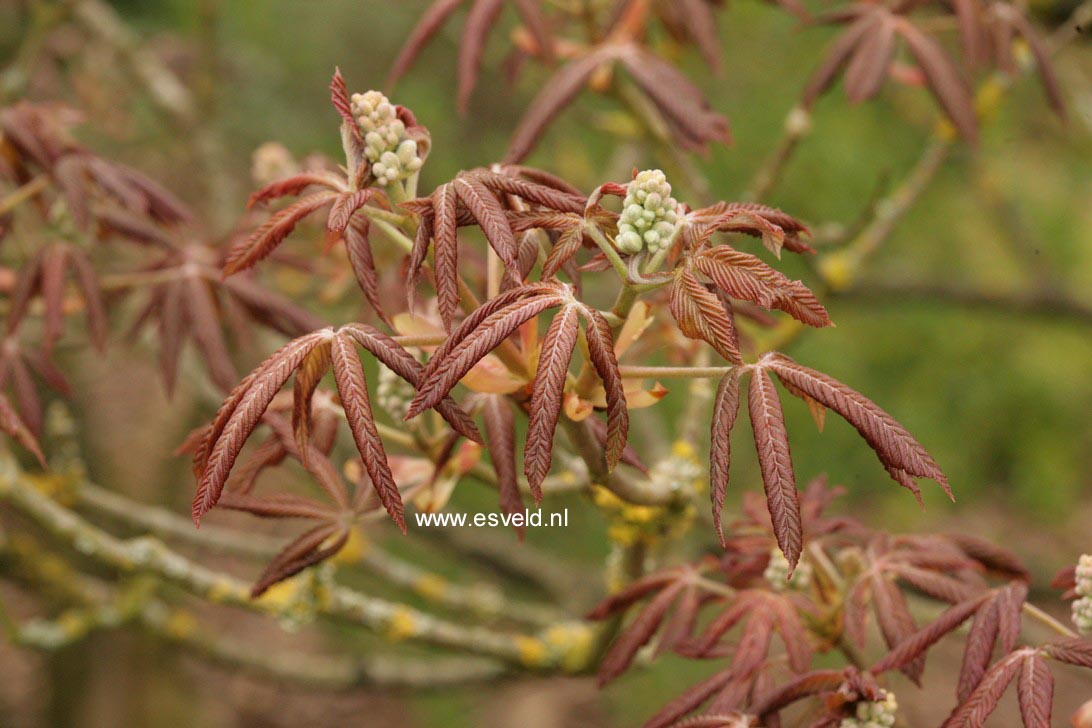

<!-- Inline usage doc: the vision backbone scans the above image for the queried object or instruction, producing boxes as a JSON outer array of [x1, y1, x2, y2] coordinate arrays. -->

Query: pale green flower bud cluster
[[376, 364, 416, 418], [350, 90, 423, 185], [1073, 554, 1092, 635], [764, 547, 812, 592], [840, 691, 898, 728], [615, 169, 680, 255]]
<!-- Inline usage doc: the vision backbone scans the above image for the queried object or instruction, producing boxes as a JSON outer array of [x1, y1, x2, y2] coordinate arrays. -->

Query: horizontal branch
[[76, 478, 564, 627], [1, 534, 505, 688], [833, 280, 1092, 327], [0, 457, 587, 669]]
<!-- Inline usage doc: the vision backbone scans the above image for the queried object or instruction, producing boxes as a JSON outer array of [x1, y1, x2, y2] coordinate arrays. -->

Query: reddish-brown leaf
[[408, 292, 564, 419], [481, 394, 524, 538], [504, 47, 617, 163], [453, 176, 521, 282], [330, 332, 405, 531], [388, 0, 466, 88], [292, 342, 332, 466], [694, 247, 831, 328], [946, 533, 1030, 581], [764, 352, 951, 500], [1017, 652, 1053, 728], [67, 248, 108, 352], [872, 571, 925, 682], [618, 46, 731, 150], [476, 170, 585, 214], [251, 524, 348, 597], [247, 172, 344, 209], [326, 189, 373, 240], [0, 394, 46, 467], [943, 650, 1022, 727], [844, 13, 897, 103], [678, 0, 723, 74], [184, 275, 238, 393], [457, 0, 505, 113], [872, 593, 987, 674], [598, 581, 686, 686], [224, 192, 337, 275], [512, 0, 554, 61], [1041, 639, 1092, 668], [343, 219, 390, 326], [896, 18, 978, 143], [338, 323, 481, 443], [217, 492, 337, 520], [581, 305, 629, 470], [748, 368, 802, 571], [710, 367, 744, 545], [803, 14, 875, 105], [329, 67, 359, 137], [433, 183, 461, 329], [524, 304, 580, 501], [39, 245, 67, 354], [670, 266, 745, 364], [543, 226, 585, 279], [192, 331, 330, 523]]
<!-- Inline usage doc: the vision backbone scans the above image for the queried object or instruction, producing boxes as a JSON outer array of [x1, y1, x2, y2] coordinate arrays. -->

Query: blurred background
[[0, 0, 1090, 725]]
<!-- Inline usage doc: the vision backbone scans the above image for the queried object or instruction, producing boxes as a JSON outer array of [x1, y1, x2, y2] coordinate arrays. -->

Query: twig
[[1022, 602, 1078, 640], [744, 105, 813, 202], [0, 176, 50, 216], [2, 535, 506, 687], [74, 479, 562, 627], [619, 365, 735, 379], [832, 280, 1092, 327], [0, 457, 581, 668], [559, 417, 675, 506]]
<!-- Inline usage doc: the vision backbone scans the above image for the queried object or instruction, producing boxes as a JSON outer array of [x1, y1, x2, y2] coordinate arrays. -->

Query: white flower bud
[[349, 89, 423, 185], [1073, 595, 1092, 635], [840, 691, 898, 728], [614, 170, 681, 256], [616, 231, 644, 254], [1076, 554, 1092, 597]]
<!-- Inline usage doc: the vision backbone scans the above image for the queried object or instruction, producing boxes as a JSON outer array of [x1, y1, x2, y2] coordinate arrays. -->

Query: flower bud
[[350, 89, 423, 186], [1073, 595, 1092, 635], [615, 169, 680, 255], [840, 691, 898, 728], [1076, 554, 1092, 597]]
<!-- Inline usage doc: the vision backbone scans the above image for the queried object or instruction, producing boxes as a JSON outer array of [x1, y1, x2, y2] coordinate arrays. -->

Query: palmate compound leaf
[[124, 243, 323, 396], [762, 352, 952, 503], [586, 562, 713, 687], [404, 167, 585, 329], [802, 5, 978, 142], [207, 415, 370, 597], [524, 303, 580, 501], [942, 648, 1053, 728], [504, 42, 730, 164], [6, 243, 108, 355], [191, 325, 481, 530], [707, 353, 949, 572], [840, 534, 987, 683], [406, 282, 628, 497], [388, 0, 555, 108]]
